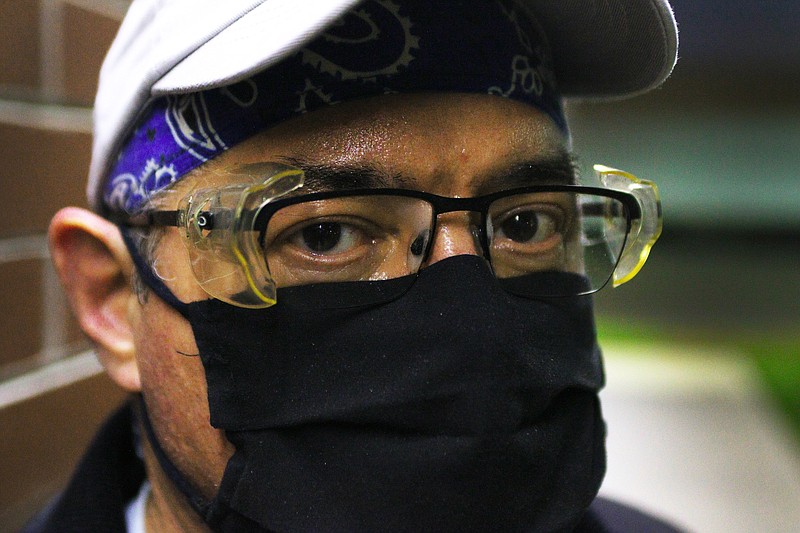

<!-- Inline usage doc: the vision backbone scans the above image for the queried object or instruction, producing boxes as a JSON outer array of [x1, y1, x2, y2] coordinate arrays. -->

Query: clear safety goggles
[[122, 162, 661, 308]]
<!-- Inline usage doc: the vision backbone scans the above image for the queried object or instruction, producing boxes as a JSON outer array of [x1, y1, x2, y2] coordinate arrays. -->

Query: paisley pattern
[[301, 0, 419, 81], [164, 94, 229, 164]]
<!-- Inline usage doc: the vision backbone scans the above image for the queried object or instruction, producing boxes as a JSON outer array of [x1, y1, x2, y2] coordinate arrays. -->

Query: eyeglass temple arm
[[121, 210, 180, 227], [118, 209, 229, 230]]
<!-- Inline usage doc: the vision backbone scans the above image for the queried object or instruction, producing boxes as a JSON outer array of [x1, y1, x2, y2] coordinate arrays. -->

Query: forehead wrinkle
[[278, 156, 416, 192], [444, 138, 571, 195], [473, 149, 578, 193], [180, 93, 570, 199], [433, 110, 568, 194]]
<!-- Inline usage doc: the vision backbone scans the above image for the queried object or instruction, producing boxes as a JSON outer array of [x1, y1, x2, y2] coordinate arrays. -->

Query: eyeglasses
[[120, 162, 661, 308]]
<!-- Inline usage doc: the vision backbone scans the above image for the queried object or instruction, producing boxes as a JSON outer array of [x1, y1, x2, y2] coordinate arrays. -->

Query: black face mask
[[125, 229, 606, 532]]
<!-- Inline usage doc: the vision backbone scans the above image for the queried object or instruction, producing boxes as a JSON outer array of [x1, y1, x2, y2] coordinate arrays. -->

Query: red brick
[[0, 372, 127, 531], [0, 0, 41, 89], [0, 123, 90, 236], [63, 4, 121, 105]]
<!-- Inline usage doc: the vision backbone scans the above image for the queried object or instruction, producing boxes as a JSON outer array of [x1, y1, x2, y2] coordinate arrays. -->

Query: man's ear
[[49, 207, 141, 391]]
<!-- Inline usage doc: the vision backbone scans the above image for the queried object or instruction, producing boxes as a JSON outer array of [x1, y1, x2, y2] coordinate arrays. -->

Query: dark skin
[[50, 92, 568, 531]]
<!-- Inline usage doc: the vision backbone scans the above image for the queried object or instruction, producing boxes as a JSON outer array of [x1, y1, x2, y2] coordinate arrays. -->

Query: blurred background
[[570, 1, 800, 530], [0, 0, 798, 531]]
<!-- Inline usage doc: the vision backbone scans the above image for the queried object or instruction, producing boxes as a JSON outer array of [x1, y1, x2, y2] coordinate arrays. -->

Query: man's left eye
[[495, 209, 558, 244]]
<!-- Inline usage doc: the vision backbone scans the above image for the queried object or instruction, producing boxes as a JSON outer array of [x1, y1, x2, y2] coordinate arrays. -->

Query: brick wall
[[0, 1, 129, 530]]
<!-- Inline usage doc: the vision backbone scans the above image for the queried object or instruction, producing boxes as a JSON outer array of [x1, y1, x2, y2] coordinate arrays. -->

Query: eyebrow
[[474, 151, 578, 194], [277, 151, 577, 195], [277, 156, 413, 193]]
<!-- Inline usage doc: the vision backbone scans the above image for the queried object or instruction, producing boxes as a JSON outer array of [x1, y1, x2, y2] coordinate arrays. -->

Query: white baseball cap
[[88, 0, 678, 211]]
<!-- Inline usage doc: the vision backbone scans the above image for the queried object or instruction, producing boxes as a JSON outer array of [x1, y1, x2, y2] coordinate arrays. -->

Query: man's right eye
[[296, 221, 359, 254]]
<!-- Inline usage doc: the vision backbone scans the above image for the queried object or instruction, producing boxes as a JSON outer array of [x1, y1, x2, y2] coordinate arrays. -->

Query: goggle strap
[[119, 226, 192, 319]]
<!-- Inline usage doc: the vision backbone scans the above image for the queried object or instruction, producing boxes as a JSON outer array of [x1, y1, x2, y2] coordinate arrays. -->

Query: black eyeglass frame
[[119, 184, 640, 272]]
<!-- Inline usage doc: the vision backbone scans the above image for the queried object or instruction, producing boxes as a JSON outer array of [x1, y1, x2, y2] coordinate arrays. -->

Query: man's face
[[131, 92, 567, 499]]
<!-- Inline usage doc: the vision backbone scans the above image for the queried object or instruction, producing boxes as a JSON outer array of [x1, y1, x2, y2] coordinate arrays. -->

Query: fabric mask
[[125, 227, 606, 532]]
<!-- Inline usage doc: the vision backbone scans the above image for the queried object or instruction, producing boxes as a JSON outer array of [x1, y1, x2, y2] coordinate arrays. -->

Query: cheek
[[133, 296, 234, 498]]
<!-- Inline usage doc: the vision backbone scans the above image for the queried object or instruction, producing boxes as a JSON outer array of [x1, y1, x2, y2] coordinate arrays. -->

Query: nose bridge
[[425, 209, 484, 265]]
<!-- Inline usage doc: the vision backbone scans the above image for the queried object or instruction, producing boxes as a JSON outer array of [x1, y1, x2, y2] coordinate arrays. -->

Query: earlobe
[[49, 207, 141, 391]]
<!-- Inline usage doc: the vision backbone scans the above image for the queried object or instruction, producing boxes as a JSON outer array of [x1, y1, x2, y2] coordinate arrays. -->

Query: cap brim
[[153, 0, 362, 95], [528, 0, 679, 97], [153, 0, 678, 98]]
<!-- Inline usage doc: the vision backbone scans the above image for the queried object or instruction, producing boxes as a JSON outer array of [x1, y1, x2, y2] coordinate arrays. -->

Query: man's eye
[[500, 211, 539, 243], [293, 221, 359, 253], [496, 210, 557, 244]]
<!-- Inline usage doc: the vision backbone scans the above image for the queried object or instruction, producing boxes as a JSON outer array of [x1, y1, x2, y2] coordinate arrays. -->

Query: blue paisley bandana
[[105, 0, 565, 213]]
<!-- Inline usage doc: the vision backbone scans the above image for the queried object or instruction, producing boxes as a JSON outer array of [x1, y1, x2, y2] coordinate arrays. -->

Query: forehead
[[186, 92, 568, 196]]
